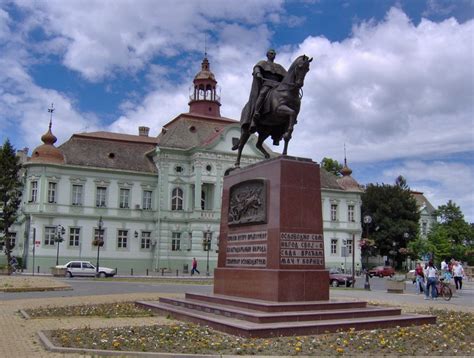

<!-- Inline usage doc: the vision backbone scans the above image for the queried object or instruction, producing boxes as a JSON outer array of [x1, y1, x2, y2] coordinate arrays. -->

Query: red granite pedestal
[[139, 156, 436, 337], [214, 156, 328, 301]]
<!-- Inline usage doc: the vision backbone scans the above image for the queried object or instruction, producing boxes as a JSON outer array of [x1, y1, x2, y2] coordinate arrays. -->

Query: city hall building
[[8, 57, 363, 274]]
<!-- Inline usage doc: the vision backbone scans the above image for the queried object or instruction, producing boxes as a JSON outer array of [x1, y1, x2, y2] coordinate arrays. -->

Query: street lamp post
[[95, 216, 104, 277], [55, 225, 65, 266], [204, 229, 212, 276], [363, 215, 372, 291]]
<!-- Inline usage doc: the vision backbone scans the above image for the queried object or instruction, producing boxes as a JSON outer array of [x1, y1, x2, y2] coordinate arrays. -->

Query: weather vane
[[48, 102, 55, 129]]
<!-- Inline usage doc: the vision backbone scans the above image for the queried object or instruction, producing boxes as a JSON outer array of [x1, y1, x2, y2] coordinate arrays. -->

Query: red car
[[368, 266, 395, 278], [329, 268, 355, 287]]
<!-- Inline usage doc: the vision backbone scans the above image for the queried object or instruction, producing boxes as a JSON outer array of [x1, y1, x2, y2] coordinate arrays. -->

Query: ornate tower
[[188, 56, 221, 117]]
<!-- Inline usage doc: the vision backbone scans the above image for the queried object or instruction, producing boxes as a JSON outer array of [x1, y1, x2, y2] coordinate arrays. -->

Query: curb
[[0, 286, 72, 293]]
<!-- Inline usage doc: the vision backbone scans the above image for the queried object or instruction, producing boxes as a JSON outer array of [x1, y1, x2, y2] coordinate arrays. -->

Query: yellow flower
[[336, 347, 344, 353]]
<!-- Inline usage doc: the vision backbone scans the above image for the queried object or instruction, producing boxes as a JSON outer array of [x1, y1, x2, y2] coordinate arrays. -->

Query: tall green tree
[[427, 200, 474, 265], [361, 176, 420, 268], [0, 139, 23, 269], [321, 157, 343, 176]]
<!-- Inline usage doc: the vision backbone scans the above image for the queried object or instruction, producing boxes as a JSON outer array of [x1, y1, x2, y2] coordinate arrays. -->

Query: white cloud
[[382, 160, 474, 222]]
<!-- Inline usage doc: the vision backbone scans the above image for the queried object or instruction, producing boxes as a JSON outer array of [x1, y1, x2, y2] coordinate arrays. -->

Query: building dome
[[29, 120, 64, 164]]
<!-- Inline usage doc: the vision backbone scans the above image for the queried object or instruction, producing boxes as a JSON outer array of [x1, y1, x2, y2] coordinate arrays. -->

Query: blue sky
[[1, 0, 473, 222]]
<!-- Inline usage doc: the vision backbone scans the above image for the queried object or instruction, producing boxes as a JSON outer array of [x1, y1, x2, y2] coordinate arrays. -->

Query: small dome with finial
[[336, 146, 362, 191], [29, 104, 64, 164], [194, 57, 216, 81]]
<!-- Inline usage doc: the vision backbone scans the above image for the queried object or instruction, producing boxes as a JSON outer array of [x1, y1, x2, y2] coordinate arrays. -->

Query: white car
[[57, 261, 116, 278]]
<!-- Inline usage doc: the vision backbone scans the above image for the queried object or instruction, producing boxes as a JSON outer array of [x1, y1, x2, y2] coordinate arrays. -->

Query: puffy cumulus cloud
[[281, 7, 473, 163], [110, 84, 189, 136], [382, 160, 474, 222], [12, 0, 284, 81]]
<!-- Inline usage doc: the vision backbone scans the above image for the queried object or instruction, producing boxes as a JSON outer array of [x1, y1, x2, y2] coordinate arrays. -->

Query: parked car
[[368, 265, 395, 278], [56, 261, 116, 278], [328, 268, 355, 287]]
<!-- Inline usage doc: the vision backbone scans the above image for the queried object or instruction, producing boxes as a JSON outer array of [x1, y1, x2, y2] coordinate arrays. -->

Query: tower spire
[[48, 103, 55, 130], [340, 143, 353, 176]]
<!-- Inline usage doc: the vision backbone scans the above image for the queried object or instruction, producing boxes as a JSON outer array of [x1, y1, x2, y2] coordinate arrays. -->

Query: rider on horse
[[241, 49, 287, 138]]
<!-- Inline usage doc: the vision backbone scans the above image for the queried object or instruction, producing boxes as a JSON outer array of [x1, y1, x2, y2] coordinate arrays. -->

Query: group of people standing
[[414, 258, 465, 300]]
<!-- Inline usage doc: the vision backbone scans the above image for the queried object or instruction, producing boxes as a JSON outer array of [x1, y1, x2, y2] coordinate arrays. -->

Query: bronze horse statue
[[232, 54, 312, 167]]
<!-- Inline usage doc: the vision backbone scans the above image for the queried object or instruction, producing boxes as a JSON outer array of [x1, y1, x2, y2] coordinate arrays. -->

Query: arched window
[[171, 188, 183, 211]]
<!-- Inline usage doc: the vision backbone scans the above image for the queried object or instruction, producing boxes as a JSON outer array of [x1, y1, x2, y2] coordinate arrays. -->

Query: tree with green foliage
[[361, 175, 420, 268], [321, 157, 343, 176], [427, 200, 474, 265], [0, 139, 23, 271]]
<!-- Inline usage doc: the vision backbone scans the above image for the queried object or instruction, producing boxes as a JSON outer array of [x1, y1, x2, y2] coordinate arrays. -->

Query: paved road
[[2, 274, 472, 312]]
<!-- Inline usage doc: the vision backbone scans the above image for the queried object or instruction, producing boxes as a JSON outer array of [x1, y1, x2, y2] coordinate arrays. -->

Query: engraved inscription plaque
[[280, 232, 324, 266], [225, 231, 267, 268], [228, 179, 267, 226]]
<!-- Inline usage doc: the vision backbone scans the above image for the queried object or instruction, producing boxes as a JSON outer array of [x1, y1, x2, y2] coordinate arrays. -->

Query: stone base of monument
[[136, 293, 436, 338]]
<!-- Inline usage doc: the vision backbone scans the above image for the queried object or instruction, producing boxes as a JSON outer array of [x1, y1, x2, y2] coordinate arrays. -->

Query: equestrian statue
[[232, 49, 312, 167]]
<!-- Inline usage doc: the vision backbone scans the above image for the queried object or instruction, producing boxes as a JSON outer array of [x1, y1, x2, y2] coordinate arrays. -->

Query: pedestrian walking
[[9, 256, 18, 273], [453, 261, 464, 290], [191, 257, 200, 275], [415, 262, 425, 294], [424, 261, 438, 300]]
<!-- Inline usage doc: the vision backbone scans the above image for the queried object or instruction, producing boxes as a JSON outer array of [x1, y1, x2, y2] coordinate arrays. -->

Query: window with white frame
[[330, 239, 337, 255], [422, 221, 427, 235], [30, 181, 38, 202], [347, 238, 353, 254], [348, 205, 355, 222], [69, 227, 80, 247], [119, 189, 130, 208], [47, 182, 57, 203], [96, 187, 107, 207], [143, 190, 152, 210], [72, 185, 83, 206], [6, 233, 16, 249], [117, 230, 128, 249], [330, 204, 338, 221], [171, 232, 181, 251], [171, 188, 183, 211], [44, 226, 56, 246], [141, 231, 151, 249], [94, 228, 104, 243]]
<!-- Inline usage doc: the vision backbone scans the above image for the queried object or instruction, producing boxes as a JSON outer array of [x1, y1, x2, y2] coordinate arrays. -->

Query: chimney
[[138, 126, 150, 137]]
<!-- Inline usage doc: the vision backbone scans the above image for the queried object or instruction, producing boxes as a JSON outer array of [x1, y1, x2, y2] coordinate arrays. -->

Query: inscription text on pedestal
[[280, 232, 324, 266]]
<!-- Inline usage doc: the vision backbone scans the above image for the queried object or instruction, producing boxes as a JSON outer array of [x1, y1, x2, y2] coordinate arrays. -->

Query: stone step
[[155, 297, 402, 323], [136, 299, 436, 338], [184, 292, 368, 312]]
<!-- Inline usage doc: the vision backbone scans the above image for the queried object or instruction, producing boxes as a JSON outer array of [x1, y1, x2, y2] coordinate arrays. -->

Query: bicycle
[[435, 278, 452, 301]]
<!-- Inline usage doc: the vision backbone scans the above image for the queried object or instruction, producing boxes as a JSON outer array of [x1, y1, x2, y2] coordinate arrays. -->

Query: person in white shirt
[[440, 259, 448, 272], [452, 261, 464, 290], [424, 261, 438, 300]]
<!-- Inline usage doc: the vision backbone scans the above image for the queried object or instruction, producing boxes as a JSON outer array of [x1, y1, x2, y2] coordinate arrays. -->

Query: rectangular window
[[422, 222, 427, 235], [30, 181, 38, 202], [45, 226, 56, 246], [119, 189, 130, 208], [347, 239, 353, 254], [330, 239, 337, 255], [348, 205, 355, 222], [96, 187, 107, 207], [6, 233, 16, 249], [171, 232, 181, 251], [48, 182, 57, 203], [143, 190, 152, 210], [69, 228, 80, 247], [72, 185, 83, 206], [141, 231, 151, 249], [94, 228, 105, 244], [331, 204, 338, 221], [117, 230, 128, 249]]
